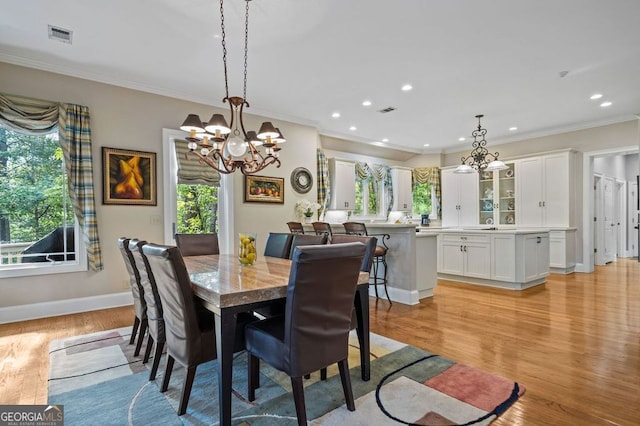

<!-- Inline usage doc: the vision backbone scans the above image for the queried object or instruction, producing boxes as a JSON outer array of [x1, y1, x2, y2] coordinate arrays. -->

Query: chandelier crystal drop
[[179, 0, 283, 175], [455, 115, 507, 174]]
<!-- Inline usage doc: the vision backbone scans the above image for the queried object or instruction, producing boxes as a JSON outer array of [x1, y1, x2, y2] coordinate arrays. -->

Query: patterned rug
[[48, 327, 524, 425]]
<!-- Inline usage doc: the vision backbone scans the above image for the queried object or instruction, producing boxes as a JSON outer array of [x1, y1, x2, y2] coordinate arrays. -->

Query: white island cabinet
[[437, 229, 549, 290]]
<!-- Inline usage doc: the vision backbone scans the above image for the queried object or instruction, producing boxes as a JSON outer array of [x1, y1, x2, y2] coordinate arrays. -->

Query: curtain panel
[[316, 149, 330, 216], [0, 92, 103, 271]]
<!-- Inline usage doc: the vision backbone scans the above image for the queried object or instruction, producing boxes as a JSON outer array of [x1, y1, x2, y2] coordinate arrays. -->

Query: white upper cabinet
[[328, 158, 356, 210], [391, 167, 413, 212], [441, 168, 479, 227], [516, 151, 576, 228]]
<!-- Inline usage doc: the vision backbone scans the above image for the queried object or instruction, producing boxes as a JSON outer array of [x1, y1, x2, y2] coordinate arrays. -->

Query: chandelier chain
[[243, 0, 249, 101], [219, 0, 229, 98]]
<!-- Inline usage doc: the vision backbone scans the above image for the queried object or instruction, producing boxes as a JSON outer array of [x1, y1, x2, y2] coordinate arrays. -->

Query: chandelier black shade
[[179, 0, 283, 175], [455, 115, 507, 174]]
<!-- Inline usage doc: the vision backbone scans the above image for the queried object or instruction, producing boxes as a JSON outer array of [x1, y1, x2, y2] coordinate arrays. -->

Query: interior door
[[628, 181, 638, 258], [594, 175, 605, 266], [603, 177, 616, 264]]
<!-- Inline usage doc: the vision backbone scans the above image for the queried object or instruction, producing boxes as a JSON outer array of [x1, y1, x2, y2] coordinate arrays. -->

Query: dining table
[[184, 253, 371, 426]]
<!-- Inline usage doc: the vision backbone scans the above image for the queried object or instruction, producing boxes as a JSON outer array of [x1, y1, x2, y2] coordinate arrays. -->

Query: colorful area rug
[[48, 327, 524, 425]]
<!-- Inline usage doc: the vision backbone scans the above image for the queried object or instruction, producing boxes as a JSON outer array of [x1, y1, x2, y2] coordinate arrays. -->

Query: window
[[354, 178, 385, 218], [412, 182, 433, 217], [176, 184, 219, 233], [0, 124, 83, 276]]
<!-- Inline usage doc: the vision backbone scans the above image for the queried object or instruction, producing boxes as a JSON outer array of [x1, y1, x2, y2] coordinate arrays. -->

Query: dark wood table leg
[[354, 284, 370, 381], [215, 309, 237, 426]]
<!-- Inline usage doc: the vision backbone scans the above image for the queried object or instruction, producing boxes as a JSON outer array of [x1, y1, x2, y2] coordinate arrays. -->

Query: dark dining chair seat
[[175, 233, 220, 256], [245, 243, 366, 425], [116, 237, 147, 356]]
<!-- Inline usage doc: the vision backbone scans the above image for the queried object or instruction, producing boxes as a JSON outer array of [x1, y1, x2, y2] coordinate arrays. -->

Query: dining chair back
[[263, 232, 294, 258], [286, 222, 305, 234], [174, 233, 219, 256], [141, 243, 252, 416], [116, 237, 147, 356], [330, 234, 377, 273], [245, 242, 366, 425], [129, 239, 166, 381], [288, 233, 328, 259]]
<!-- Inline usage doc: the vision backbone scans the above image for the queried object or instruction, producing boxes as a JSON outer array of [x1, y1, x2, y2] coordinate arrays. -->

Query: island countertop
[[437, 228, 550, 235]]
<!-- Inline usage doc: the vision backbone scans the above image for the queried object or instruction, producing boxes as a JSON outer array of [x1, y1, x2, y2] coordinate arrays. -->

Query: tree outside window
[[176, 184, 218, 234], [412, 182, 433, 217], [0, 125, 76, 264]]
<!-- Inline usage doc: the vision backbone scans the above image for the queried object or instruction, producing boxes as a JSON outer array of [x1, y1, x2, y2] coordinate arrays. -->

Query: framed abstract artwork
[[102, 147, 157, 205]]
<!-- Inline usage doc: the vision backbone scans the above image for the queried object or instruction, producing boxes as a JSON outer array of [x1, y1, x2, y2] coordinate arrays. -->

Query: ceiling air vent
[[48, 25, 73, 44], [378, 106, 396, 114]]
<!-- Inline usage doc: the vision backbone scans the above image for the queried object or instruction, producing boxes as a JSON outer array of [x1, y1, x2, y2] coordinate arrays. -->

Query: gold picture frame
[[102, 147, 157, 205], [244, 175, 285, 204]]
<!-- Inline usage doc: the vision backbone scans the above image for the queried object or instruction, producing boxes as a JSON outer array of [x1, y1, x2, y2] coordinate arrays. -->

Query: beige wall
[[2, 60, 638, 311], [0, 62, 318, 308]]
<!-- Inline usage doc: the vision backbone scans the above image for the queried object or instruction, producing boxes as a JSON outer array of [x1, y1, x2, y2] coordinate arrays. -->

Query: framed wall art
[[244, 175, 284, 204], [102, 147, 157, 205]]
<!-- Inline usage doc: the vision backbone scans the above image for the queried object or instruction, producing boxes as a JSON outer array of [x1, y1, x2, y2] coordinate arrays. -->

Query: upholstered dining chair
[[245, 243, 366, 425], [342, 221, 391, 304], [141, 243, 253, 416], [288, 233, 328, 259], [312, 221, 333, 240], [129, 239, 166, 382], [174, 233, 219, 256], [263, 232, 294, 259], [116, 237, 147, 356], [286, 221, 305, 234]]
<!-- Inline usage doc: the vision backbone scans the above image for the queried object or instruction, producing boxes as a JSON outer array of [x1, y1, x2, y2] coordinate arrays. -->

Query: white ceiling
[[2, 0, 640, 155]]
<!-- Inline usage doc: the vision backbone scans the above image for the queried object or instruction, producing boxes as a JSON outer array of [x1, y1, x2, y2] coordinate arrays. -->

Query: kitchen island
[[303, 223, 437, 304], [437, 228, 550, 290]]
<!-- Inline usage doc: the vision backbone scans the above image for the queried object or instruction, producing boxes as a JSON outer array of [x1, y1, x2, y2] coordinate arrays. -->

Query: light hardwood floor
[[1, 259, 638, 425]]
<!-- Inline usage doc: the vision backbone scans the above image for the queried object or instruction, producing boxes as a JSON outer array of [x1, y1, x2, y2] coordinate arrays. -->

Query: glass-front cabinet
[[478, 163, 516, 226]]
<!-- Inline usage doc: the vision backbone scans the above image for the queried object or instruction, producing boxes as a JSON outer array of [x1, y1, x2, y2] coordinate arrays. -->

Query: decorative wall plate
[[505, 169, 514, 178], [486, 217, 494, 225], [290, 167, 313, 193]]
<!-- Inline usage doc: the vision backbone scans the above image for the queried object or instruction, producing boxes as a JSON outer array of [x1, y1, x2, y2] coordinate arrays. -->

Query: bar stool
[[342, 222, 391, 304], [287, 221, 305, 234], [312, 221, 333, 240]]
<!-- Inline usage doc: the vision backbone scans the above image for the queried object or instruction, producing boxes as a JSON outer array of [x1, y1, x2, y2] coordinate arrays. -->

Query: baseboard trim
[[0, 292, 133, 324], [369, 286, 419, 305]]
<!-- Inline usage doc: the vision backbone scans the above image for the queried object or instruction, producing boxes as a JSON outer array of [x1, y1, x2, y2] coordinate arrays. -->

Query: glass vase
[[238, 232, 257, 266]]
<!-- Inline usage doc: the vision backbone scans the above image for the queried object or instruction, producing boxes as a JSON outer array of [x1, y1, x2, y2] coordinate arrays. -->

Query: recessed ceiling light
[[349, 126, 357, 131], [423, 143, 430, 147], [362, 100, 372, 107], [600, 101, 612, 107], [590, 93, 603, 100], [401, 84, 413, 91], [381, 138, 389, 142], [458, 137, 466, 142], [509, 127, 518, 131], [372, 141, 384, 146], [331, 112, 340, 118]]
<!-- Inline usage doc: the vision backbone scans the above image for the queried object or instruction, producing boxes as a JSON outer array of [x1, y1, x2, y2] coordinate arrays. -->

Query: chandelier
[[179, 0, 283, 175], [455, 115, 507, 174]]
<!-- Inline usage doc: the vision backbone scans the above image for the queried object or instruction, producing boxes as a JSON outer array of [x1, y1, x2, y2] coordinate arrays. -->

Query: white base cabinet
[[438, 230, 549, 290]]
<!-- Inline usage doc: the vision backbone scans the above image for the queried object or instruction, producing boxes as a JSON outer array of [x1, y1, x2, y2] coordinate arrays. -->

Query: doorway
[[583, 146, 640, 272]]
